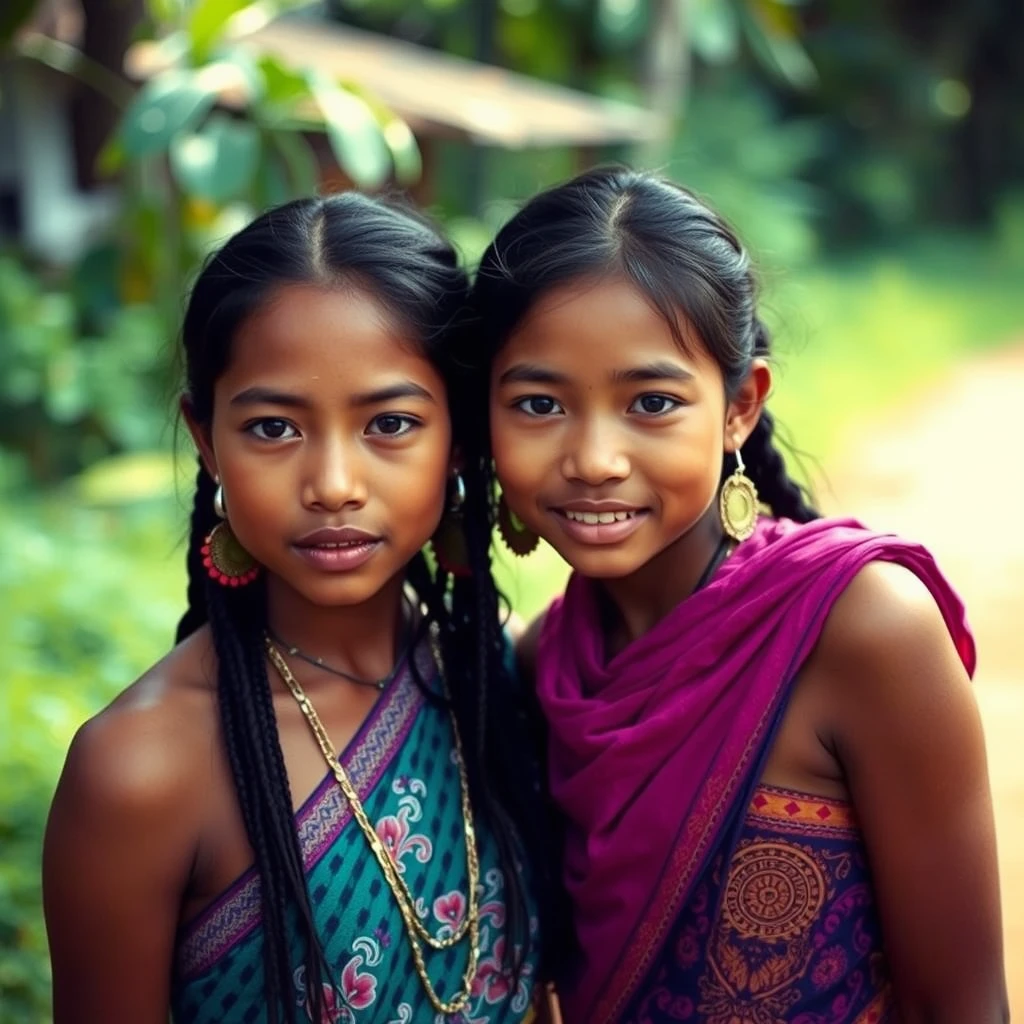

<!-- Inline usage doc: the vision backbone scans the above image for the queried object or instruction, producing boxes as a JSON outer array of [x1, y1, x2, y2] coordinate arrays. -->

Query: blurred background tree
[[1, 0, 1022, 1019]]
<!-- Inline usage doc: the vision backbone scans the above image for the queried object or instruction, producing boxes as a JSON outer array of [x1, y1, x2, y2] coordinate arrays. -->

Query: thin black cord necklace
[[694, 533, 733, 593], [267, 596, 416, 691]]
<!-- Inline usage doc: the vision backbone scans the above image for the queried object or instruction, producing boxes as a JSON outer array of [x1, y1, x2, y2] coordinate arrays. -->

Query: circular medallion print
[[722, 841, 826, 940]]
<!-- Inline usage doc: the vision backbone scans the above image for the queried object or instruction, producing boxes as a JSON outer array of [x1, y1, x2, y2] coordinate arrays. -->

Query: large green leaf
[[119, 69, 220, 157], [256, 54, 314, 121], [688, 0, 740, 65], [187, 0, 252, 61], [215, 44, 266, 104], [380, 116, 421, 186], [169, 113, 260, 202], [739, 0, 816, 89], [307, 71, 390, 189]]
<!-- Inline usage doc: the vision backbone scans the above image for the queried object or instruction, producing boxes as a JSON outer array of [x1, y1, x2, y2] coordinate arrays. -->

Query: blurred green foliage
[[0, 256, 173, 483], [0, 492, 186, 1023], [102, 0, 422, 330]]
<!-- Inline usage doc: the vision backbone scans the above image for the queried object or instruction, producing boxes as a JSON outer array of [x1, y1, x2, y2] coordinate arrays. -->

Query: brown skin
[[493, 277, 1007, 1023], [43, 284, 454, 1023]]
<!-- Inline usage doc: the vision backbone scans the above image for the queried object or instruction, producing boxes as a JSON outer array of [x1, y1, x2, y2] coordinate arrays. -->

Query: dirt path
[[821, 343, 1024, 1013]]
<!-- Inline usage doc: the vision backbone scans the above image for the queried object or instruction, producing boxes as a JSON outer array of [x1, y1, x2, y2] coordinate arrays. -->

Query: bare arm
[[43, 701, 202, 1024], [814, 562, 1007, 1023]]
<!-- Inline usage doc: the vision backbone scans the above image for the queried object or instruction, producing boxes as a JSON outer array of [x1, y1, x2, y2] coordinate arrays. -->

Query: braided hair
[[469, 166, 818, 524], [175, 194, 543, 1022]]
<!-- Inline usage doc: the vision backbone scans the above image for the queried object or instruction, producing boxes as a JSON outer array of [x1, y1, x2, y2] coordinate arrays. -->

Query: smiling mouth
[[560, 509, 640, 524]]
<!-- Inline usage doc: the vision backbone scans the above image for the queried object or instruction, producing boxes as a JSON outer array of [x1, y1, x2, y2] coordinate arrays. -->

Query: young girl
[[471, 168, 1008, 1023], [43, 193, 549, 1023]]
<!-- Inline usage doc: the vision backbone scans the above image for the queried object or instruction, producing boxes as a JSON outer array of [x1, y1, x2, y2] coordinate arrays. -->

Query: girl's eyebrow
[[350, 382, 435, 406], [228, 382, 435, 408], [611, 361, 695, 383], [497, 361, 694, 387], [497, 364, 569, 386], [229, 387, 309, 408]]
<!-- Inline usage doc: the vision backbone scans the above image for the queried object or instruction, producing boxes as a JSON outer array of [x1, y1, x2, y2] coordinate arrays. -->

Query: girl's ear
[[724, 359, 772, 453], [181, 397, 218, 481]]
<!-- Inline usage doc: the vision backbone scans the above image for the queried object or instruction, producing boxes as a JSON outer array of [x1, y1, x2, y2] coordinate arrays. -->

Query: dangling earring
[[202, 483, 260, 587], [497, 492, 539, 557], [719, 446, 759, 542], [432, 473, 472, 578]]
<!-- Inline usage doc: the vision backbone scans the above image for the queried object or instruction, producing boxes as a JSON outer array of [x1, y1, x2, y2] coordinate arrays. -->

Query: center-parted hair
[[469, 166, 818, 523], [175, 193, 548, 1022]]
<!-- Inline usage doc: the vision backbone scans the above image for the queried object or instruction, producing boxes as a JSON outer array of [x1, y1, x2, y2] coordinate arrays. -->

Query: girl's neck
[[264, 572, 411, 681], [598, 507, 726, 657]]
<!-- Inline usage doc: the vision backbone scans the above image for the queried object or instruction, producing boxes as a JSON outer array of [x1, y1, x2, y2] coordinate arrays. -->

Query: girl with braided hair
[[471, 167, 1007, 1023], [42, 193, 556, 1023]]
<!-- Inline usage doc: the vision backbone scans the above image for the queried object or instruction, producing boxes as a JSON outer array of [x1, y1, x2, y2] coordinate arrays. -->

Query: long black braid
[[740, 319, 819, 523], [174, 193, 543, 1022], [177, 460, 329, 1023]]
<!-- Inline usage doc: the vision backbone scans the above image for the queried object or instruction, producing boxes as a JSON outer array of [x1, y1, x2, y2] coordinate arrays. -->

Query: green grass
[[766, 232, 1024, 467]]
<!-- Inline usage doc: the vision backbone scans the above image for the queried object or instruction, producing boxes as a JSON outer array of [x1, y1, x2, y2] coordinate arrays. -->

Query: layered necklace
[[264, 627, 481, 1016]]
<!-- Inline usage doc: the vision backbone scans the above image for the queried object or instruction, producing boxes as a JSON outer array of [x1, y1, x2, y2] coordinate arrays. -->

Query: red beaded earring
[[202, 484, 260, 587]]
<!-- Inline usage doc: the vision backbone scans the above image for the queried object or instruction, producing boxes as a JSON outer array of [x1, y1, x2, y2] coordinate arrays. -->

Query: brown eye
[[367, 414, 417, 437], [515, 396, 563, 416], [250, 418, 297, 440], [630, 394, 680, 415]]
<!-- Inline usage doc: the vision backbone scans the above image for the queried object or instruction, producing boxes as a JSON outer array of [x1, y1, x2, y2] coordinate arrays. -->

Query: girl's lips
[[552, 507, 649, 546], [295, 525, 379, 546], [293, 539, 381, 572]]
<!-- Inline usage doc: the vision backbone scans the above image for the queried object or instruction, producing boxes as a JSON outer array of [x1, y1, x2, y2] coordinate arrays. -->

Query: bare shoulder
[[44, 628, 222, 1023], [58, 626, 219, 826], [821, 560, 954, 659], [812, 560, 967, 702]]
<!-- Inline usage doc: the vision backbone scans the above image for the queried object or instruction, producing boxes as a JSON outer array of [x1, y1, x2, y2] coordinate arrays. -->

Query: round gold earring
[[719, 446, 758, 542]]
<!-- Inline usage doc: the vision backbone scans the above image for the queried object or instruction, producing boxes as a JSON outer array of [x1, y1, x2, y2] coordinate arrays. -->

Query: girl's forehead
[[218, 284, 441, 393], [499, 277, 716, 376]]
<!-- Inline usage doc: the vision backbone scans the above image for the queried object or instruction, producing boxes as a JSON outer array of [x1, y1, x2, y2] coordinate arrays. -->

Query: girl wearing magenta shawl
[[470, 168, 1008, 1024]]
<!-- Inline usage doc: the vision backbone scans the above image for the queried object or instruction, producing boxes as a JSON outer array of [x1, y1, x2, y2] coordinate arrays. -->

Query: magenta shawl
[[534, 517, 975, 1023]]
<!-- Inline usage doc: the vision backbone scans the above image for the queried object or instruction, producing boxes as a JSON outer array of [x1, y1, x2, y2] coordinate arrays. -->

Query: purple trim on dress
[[175, 645, 433, 980]]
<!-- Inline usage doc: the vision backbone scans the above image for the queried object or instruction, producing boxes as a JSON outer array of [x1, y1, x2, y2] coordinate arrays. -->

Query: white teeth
[[564, 509, 636, 523]]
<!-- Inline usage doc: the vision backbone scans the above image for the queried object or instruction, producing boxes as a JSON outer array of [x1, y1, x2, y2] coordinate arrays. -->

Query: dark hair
[[174, 193, 545, 1021], [470, 166, 818, 522]]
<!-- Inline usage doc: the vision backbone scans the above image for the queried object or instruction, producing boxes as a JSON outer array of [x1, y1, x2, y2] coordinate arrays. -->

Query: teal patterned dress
[[171, 642, 539, 1023]]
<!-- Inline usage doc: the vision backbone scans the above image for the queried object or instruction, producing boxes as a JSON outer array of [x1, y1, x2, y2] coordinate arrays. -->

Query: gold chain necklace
[[264, 634, 481, 1016]]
